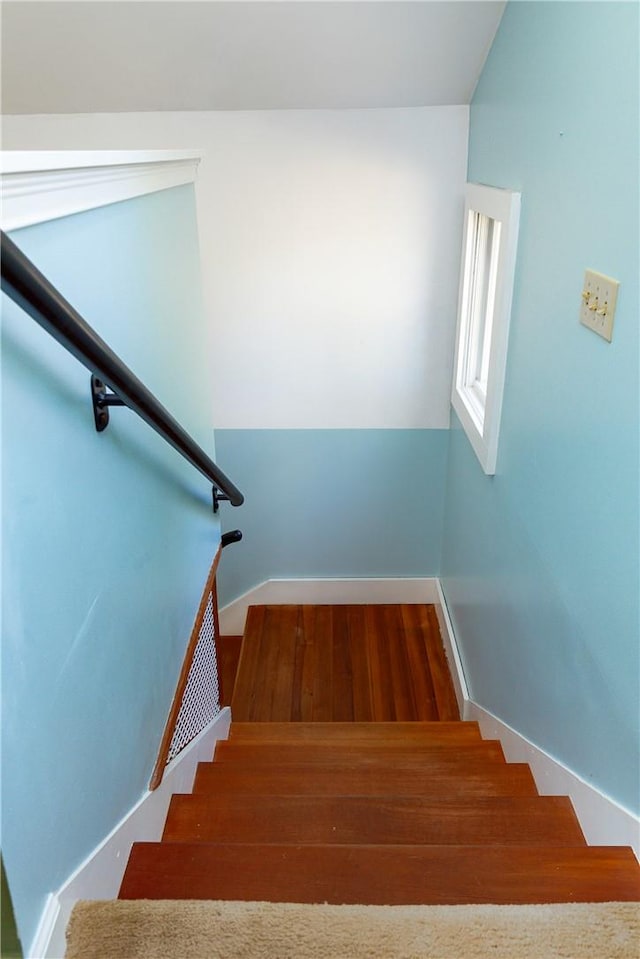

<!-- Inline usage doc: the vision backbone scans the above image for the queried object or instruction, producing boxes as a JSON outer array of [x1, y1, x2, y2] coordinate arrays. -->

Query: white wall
[[3, 108, 468, 428]]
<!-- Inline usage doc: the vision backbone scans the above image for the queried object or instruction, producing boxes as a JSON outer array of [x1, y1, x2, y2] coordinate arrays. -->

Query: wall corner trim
[[433, 579, 470, 714], [435, 580, 640, 860], [219, 577, 440, 635], [28, 707, 230, 959], [27, 894, 59, 959], [1, 149, 202, 231]]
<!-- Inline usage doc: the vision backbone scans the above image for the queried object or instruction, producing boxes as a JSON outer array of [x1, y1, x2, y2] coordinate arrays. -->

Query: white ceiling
[[1, 1, 505, 115]]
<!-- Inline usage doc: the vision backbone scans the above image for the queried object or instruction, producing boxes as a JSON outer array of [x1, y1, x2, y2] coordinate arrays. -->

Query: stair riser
[[214, 742, 506, 764], [163, 795, 586, 846], [119, 704, 640, 906], [193, 762, 539, 797], [120, 843, 640, 904], [228, 721, 482, 745]]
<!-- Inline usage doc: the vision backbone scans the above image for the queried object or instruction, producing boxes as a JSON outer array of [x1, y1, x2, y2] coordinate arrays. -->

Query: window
[[451, 183, 521, 474]]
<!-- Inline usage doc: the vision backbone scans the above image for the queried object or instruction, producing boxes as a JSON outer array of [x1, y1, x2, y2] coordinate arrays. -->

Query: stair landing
[[230, 603, 459, 721]]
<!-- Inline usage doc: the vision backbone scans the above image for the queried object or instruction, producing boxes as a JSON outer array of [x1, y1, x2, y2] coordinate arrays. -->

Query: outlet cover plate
[[580, 269, 619, 342]]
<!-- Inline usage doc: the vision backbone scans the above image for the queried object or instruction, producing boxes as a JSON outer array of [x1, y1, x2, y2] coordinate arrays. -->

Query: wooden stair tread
[[120, 842, 640, 904], [123, 600, 640, 907], [228, 721, 482, 744], [214, 741, 505, 764], [194, 761, 539, 796], [163, 794, 586, 845], [217, 635, 243, 706]]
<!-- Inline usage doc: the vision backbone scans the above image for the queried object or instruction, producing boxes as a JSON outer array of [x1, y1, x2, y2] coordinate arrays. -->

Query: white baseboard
[[28, 895, 60, 959], [435, 582, 640, 861], [433, 580, 469, 716], [219, 577, 439, 635], [464, 701, 640, 859], [29, 708, 231, 959]]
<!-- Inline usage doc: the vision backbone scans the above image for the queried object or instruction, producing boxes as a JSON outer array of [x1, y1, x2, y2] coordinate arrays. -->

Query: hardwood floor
[[119, 604, 640, 907], [230, 604, 459, 722], [217, 634, 242, 706]]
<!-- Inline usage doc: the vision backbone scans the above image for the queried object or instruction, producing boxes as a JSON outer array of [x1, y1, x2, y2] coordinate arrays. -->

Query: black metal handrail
[[0, 230, 244, 508]]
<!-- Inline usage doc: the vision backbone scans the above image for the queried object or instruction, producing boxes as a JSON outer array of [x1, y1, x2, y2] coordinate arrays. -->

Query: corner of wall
[[434, 579, 640, 860], [28, 709, 231, 959]]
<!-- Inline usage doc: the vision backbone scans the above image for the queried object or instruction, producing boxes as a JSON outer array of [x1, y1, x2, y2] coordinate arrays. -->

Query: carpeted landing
[[66, 898, 640, 958]]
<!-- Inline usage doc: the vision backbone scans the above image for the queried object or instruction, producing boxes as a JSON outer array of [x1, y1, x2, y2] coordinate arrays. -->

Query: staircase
[[119, 605, 640, 904]]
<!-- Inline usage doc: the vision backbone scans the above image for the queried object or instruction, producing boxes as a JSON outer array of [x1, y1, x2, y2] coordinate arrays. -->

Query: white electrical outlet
[[579, 269, 619, 342]]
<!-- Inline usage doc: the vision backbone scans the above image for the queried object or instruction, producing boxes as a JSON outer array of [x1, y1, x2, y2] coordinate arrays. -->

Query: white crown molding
[[1, 150, 202, 231]]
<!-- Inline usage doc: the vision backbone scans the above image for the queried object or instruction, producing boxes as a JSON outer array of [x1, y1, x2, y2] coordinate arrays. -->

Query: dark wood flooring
[[217, 634, 242, 706], [120, 604, 640, 905], [227, 604, 459, 722]]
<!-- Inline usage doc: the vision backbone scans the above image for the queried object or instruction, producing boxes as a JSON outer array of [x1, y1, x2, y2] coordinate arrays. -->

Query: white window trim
[[0, 150, 202, 231], [451, 182, 521, 475]]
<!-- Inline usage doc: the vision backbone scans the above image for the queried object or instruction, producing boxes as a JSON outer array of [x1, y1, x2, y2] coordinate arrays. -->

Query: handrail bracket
[[212, 487, 230, 514], [91, 374, 126, 433]]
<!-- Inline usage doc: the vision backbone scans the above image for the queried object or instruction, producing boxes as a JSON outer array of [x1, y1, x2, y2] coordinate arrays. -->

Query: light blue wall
[[441, 2, 639, 813], [215, 429, 448, 607], [2, 185, 219, 948]]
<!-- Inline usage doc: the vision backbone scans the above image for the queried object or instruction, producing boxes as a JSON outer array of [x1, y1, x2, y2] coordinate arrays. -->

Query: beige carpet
[[66, 899, 640, 959]]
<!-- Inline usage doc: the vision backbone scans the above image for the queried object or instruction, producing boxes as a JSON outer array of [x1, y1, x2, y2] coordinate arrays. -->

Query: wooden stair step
[[120, 842, 640, 904], [193, 761, 539, 796], [227, 721, 482, 745], [163, 794, 586, 846], [213, 741, 505, 764]]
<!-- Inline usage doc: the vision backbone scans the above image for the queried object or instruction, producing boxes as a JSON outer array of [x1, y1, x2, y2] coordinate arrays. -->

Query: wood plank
[[120, 843, 640, 904], [331, 607, 354, 721], [297, 606, 316, 721], [214, 739, 505, 768], [252, 606, 289, 721], [385, 606, 417, 721], [290, 608, 308, 721], [162, 795, 586, 846], [213, 742, 506, 765], [347, 607, 373, 722], [217, 636, 243, 706], [366, 605, 396, 721], [230, 605, 461, 723], [230, 606, 266, 721], [423, 605, 460, 720], [193, 761, 539, 797], [270, 606, 300, 722], [308, 605, 334, 722], [228, 721, 482, 745], [400, 604, 438, 720]]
